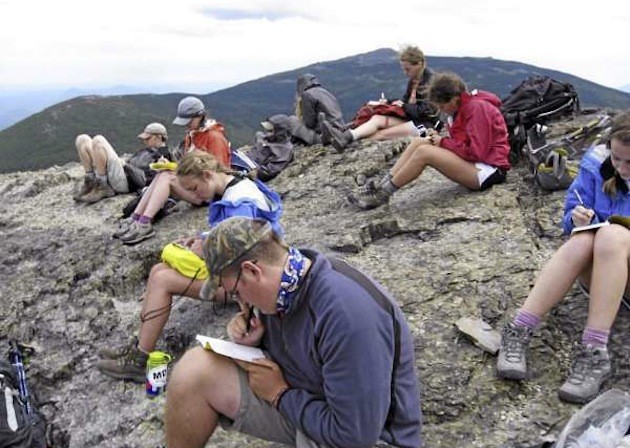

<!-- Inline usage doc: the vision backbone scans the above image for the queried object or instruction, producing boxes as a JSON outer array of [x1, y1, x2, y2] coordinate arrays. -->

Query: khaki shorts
[[219, 368, 394, 447], [218, 367, 321, 447], [99, 138, 129, 193]]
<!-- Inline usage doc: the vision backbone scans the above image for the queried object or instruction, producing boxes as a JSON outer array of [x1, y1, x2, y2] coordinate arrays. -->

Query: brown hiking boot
[[73, 176, 95, 202], [96, 345, 148, 383], [81, 182, 116, 204]]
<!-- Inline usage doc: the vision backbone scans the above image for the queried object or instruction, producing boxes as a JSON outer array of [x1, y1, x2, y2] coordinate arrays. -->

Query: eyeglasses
[[227, 266, 244, 302], [223, 260, 258, 303]]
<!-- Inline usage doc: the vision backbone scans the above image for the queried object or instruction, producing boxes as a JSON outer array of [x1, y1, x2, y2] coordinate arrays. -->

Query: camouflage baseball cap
[[199, 217, 273, 300]]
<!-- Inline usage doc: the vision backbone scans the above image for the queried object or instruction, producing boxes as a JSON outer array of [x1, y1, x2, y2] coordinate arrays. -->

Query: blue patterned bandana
[[276, 247, 307, 316]]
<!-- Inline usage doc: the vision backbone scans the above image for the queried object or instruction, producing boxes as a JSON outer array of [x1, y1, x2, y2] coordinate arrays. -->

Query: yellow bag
[[160, 243, 208, 279]]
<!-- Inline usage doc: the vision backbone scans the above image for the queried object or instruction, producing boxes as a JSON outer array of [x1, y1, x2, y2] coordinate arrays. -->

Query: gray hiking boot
[[98, 339, 137, 359], [322, 120, 352, 153], [73, 176, 95, 202], [357, 178, 377, 195], [558, 344, 611, 403], [82, 182, 116, 204], [96, 345, 148, 383], [120, 221, 155, 245], [347, 186, 391, 210], [318, 112, 331, 145], [496, 322, 533, 380], [112, 217, 135, 239]]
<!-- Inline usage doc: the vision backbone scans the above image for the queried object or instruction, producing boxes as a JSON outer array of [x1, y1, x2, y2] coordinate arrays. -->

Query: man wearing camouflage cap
[[165, 217, 422, 447]]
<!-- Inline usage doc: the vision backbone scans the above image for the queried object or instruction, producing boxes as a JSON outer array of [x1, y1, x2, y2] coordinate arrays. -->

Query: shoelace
[[502, 326, 529, 360], [568, 347, 605, 383]]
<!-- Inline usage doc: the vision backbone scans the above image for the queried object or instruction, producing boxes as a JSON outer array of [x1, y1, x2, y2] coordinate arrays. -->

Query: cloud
[[202, 8, 302, 21], [0, 0, 628, 90]]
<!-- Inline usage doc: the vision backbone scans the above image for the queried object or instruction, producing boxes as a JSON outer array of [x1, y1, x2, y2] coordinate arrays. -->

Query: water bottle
[[145, 351, 172, 399]]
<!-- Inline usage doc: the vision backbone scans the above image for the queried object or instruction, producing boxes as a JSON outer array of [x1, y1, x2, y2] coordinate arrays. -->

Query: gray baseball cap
[[173, 96, 205, 125]]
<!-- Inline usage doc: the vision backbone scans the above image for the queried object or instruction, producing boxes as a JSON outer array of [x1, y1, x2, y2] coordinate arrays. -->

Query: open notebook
[[571, 215, 630, 234], [196, 335, 265, 362]]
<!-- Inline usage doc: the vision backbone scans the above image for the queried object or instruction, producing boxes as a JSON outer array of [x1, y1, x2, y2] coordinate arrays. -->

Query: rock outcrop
[[1, 115, 628, 447]]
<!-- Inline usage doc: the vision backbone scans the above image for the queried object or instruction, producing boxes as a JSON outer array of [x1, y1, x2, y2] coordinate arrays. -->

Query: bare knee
[[148, 264, 177, 290], [91, 135, 110, 151], [593, 225, 630, 258], [559, 232, 595, 260], [169, 347, 227, 395], [75, 134, 92, 149], [409, 143, 433, 164]]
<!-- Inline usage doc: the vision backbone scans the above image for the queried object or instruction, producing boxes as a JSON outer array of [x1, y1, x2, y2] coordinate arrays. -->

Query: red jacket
[[184, 121, 231, 167], [439, 90, 510, 170]]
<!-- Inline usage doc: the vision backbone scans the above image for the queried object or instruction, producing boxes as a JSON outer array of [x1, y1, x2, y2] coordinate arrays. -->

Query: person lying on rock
[[321, 45, 439, 152], [163, 217, 422, 448], [346, 71, 511, 210], [497, 112, 630, 404], [96, 151, 283, 382], [73, 122, 172, 204], [114, 96, 231, 245]]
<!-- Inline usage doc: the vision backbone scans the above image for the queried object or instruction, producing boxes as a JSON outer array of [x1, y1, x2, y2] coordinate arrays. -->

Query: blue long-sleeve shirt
[[563, 144, 630, 234], [262, 250, 422, 448]]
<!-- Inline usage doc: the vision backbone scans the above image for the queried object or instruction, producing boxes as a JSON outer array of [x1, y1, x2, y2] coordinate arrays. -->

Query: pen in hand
[[574, 189, 585, 206], [574, 189, 595, 223]]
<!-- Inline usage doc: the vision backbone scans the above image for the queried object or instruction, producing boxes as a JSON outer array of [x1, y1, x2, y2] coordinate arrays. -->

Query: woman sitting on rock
[[322, 45, 439, 152], [115, 96, 231, 245], [347, 71, 510, 210], [497, 112, 630, 404], [96, 150, 283, 382], [286, 73, 345, 146]]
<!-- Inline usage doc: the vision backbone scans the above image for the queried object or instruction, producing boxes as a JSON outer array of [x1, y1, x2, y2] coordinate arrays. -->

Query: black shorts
[[480, 168, 507, 191]]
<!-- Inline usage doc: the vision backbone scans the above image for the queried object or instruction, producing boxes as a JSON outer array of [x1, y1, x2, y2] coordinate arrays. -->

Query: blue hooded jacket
[[563, 144, 630, 234], [207, 177, 283, 235]]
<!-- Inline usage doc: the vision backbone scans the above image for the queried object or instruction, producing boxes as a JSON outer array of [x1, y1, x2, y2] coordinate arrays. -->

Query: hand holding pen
[[572, 190, 596, 227]]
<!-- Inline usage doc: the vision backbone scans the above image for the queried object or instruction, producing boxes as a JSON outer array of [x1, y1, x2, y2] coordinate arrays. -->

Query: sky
[[1, 0, 629, 94]]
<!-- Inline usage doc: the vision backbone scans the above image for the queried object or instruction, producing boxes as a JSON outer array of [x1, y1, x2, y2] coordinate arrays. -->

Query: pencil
[[574, 190, 585, 206]]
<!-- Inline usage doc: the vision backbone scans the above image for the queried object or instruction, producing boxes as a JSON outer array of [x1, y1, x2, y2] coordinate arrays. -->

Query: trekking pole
[[9, 341, 32, 416]]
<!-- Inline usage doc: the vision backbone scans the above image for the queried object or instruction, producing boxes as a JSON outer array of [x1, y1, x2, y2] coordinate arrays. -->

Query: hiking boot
[[496, 322, 533, 380], [96, 345, 148, 383], [82, 182, 116, 204], [112, 217, 135, 239], [120, 221, 155, 245], [322, 121, 352, 153], [558, 344, 611, 403], [357, 178, 377, 195], [73, 176, 95, 202], [347, 186, 390, 210], [318, 112, 331, 145]]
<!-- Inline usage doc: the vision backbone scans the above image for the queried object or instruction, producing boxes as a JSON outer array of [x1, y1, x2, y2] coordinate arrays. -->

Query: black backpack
[[501, 75, 580, 164], [0, 357, 46, 448]]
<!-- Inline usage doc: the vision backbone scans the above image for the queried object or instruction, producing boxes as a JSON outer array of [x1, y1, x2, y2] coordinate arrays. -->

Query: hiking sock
[[96, 174, 108, 186], [512, 308, 541, 330], [581, 326, 609, 348], [381, 172, 393, 186], [131, 213, 141, 221], [86, 171, 96, 181], [379, 178, 399, 196], [348, 129, 359, 141], [138, 215, 151, 225]]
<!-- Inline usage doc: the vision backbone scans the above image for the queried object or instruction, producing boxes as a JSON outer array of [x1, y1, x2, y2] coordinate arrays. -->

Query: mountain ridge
[[2, 47, 630, 173]]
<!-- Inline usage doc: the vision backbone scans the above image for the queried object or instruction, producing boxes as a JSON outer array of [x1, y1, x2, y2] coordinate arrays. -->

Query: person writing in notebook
[[496, 112, 630, 403], [164, 217, 422, 448]]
